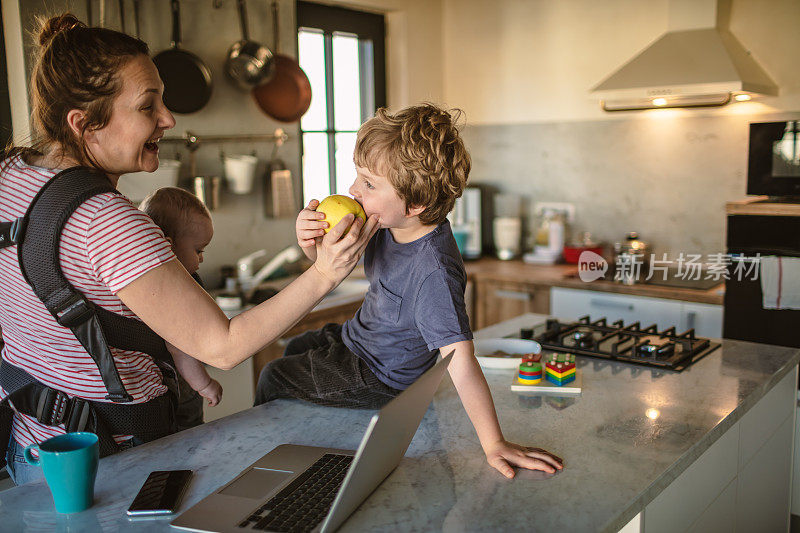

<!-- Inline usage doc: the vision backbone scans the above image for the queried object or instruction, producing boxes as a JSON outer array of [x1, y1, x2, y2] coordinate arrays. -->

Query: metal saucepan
[[252, 1, 312, 123], [226, 0, 274, 89], [153, 0, 213, 114]]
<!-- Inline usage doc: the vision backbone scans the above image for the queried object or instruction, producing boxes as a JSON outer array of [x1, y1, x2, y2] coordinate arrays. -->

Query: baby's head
[[140, 187, 213, 274], [352, 103, 471, 226]]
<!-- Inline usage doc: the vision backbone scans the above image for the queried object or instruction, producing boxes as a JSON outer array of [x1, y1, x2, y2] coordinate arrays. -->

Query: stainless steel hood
[[590, 0, 778, 111]]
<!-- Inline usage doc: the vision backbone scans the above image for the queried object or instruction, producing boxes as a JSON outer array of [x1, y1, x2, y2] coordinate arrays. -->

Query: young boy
[[255, 104, 562, 478], [140, 187, 223, 431]]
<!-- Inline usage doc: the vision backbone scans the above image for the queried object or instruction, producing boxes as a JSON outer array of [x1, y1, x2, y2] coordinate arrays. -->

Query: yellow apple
[[317, 195, 367, 234]]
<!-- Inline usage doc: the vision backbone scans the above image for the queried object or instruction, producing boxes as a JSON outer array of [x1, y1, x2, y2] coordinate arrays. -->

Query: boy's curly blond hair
[[353, 103, 471, 225]]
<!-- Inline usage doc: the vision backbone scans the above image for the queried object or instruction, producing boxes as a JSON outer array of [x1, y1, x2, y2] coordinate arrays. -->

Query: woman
[[0, 14, 377, 485]]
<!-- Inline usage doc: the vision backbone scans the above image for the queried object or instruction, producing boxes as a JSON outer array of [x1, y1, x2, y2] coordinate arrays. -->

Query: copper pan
[[252, 1, 311, 123]]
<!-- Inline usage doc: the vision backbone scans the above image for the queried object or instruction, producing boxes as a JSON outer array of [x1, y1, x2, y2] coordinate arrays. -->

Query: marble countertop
[[1, 313, 798, 532]]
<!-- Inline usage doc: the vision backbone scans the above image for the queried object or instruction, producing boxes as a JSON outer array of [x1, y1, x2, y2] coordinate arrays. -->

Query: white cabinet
[[551, 287, 723, 337], [681, 302, 724, 339], [633, 367, 798, 533]]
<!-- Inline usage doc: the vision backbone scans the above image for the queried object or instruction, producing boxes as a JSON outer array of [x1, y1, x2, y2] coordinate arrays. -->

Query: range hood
[[590, 0, 778, 111]]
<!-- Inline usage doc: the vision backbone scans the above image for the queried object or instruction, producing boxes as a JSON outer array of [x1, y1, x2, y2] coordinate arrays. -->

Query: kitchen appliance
[[563, 233, 603, 264], [590, 0, 778, 111], [523, 205, 569, 264], [153, 0, 214, 114], [723, 214, 800, 349], [449, 187, 482, 259], [747, 121, 800, 198], [225, 0, 274, 89], [517, 315, 720, 372], [252, 1, 312, 122], [613, 232, 650, 285], [493, 217, 521, 260]]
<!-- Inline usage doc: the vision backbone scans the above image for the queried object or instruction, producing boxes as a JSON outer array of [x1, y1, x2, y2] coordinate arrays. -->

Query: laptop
[[171, 351, 453, 533]]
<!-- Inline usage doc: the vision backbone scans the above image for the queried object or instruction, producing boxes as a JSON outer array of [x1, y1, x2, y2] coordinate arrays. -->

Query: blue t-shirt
[[342, 220, 473, 389]]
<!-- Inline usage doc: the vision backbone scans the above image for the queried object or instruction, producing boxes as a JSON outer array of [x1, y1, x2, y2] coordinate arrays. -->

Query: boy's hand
[[313, 213, 379, 285], [197, 379, 223, 407], [296, 200, 328, 249], [483, 440, 563, 479]]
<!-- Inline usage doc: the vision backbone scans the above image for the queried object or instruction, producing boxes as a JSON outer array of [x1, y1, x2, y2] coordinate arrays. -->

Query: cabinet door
[[477, 280, 549, 329], [680, 302, 723, 338], [550, 287, 682, 330]]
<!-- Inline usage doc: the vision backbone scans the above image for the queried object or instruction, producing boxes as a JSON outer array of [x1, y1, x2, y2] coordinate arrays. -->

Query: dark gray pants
[[175, 374, 204, 432], [254, 324, 400, 409]]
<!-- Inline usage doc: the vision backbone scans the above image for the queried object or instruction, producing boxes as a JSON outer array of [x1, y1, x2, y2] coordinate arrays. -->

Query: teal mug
[[24, 432, 99, 513]]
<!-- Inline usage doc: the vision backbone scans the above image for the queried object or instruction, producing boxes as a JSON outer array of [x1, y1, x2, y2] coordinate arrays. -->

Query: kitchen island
[[0, 313, 797, 532]]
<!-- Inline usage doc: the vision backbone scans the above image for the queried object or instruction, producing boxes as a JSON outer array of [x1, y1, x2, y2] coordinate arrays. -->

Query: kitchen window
[[296, 2, 386, 204]]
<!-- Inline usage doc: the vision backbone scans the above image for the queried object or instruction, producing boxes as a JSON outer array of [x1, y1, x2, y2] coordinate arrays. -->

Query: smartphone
[[126, 470, 193, 516]]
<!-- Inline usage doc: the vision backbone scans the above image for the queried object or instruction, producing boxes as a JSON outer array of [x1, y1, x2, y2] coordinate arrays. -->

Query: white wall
[[315, 0, 444, 109], [442, 0, 800, 124], [2, 0, 30, 143]]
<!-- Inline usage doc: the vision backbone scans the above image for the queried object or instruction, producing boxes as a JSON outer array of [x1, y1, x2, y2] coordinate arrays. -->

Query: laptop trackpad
[[220, 468, 294, 499]]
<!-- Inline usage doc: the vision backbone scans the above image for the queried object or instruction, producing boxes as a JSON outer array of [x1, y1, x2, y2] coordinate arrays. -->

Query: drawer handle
[[494, 289, 531, 301], [686, 311, 696, 330], [589, 298, 634, 311]]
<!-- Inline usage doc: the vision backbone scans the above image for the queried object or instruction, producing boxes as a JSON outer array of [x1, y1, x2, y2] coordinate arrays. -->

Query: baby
[[140, 187, 223, 431]]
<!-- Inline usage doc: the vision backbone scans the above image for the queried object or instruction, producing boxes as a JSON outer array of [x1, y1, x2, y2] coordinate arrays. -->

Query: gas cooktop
[[516, 316, 721, 371]]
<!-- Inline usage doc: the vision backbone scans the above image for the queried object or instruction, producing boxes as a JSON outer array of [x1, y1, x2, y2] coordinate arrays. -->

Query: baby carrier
[[0, 167, 177, 465]]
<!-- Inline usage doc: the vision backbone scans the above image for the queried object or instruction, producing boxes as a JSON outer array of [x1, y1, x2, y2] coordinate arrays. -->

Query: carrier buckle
[[0, 218, 26, 249], [35, 389, 91, 431], [52, 293, 94, 328]]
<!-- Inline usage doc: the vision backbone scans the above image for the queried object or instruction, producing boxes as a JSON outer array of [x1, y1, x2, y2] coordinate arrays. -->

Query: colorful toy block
[[511, 352, 581, 396], [545, 354, 576, 386], [517, 361, 542, 384]]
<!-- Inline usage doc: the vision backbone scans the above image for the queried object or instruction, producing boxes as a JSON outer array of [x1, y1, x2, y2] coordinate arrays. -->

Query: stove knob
[[520, 328, 533, 339]]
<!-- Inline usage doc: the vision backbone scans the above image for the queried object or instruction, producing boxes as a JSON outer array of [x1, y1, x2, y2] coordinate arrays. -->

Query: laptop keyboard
[[238, 453, 354, 532]]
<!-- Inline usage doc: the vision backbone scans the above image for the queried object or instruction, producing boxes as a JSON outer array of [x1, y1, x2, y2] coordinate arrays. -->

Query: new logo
[[578, 251, 608, 282]]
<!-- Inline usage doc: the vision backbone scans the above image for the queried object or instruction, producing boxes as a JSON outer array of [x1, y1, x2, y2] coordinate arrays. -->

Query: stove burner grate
[[520, 315, 721, 371]]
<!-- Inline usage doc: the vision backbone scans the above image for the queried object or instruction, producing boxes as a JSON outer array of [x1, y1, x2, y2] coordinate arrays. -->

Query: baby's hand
[[296, 200, 328, 249], [197, 379, 223, 407], [483, 440, 563, 479]]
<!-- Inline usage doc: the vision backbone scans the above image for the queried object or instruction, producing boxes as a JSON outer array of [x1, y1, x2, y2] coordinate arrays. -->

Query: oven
[[723, 214, 800, 348]]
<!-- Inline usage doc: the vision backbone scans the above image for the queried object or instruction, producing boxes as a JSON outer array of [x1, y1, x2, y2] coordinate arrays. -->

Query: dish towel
[[760, 256, 800, 310]]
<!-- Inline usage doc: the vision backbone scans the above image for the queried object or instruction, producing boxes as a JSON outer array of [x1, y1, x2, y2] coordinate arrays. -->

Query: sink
[[314, 278, 370, 310], [219, 277, 369, 318]]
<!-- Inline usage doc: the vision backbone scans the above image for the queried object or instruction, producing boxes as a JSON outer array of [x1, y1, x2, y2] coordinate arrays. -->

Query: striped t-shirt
[[0, 154, 176, 449]]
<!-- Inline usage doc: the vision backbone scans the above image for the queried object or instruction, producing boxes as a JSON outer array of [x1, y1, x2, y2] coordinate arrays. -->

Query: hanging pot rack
[[160, 129, 288, 149]]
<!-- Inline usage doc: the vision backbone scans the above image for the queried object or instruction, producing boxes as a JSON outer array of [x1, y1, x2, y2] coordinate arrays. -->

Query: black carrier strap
[[0, 362, 175, 465], [0, 166, 179, 465], [16, 167, 176, 403]]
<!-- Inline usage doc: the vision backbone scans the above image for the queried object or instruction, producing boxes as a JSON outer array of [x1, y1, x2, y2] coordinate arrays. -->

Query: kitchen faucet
[[236, 245, 303, 295]]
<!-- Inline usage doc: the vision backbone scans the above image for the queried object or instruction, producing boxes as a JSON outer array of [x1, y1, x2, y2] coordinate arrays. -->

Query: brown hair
[[3, 13, 149, 172], [139, 187, 212, 240], [353, 103, 471, 225]]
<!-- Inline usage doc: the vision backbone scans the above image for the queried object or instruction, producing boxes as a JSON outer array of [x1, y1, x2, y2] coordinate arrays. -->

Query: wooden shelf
[[726, 197, 800, 216]]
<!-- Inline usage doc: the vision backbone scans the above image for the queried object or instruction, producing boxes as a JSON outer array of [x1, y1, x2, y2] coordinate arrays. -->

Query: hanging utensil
[[153, 0, 213, 114], [86, 0, 93, 25], [117, 0, 126, 32], [226, 0, 274, 89], [132, 0, 140, 38], [251, 1, 312, 123]]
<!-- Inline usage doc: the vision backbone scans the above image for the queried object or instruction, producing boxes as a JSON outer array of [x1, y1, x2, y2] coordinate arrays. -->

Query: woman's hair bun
[[37, 13, 83, 47]]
